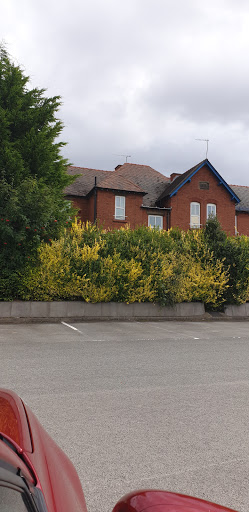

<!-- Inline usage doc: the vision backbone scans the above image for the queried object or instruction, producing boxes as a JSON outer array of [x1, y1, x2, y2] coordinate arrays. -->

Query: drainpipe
[[93, 177, 97, 223]]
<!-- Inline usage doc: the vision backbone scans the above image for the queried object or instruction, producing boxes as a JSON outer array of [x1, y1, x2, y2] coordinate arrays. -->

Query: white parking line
[[61, 321, 82, 333]]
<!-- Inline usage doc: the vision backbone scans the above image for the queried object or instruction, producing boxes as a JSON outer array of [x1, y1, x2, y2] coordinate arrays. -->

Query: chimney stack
[[170, 172, 181, 182]]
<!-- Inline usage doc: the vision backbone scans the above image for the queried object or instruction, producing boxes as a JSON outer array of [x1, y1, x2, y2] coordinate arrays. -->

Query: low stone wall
[[224, 303, 249, 317], [0, 301, 205, 322], [1, 301, 249, 322]]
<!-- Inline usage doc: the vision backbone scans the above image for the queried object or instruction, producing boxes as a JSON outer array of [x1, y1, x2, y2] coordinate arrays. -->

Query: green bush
[[4, 217, 249, 308], [203, 216, 249, 304], [18, 220, 229, 308]]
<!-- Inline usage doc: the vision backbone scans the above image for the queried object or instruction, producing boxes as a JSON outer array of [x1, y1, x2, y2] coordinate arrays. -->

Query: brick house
[[65, 159, 249, 235]]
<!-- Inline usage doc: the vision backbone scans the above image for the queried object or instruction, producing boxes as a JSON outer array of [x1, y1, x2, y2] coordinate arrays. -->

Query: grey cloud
[[140, 73, 249, 125], [1, 0, 249, 185]]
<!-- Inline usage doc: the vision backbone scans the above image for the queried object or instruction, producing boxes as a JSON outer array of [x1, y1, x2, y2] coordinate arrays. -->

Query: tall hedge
[[19, 220, 229, 308]]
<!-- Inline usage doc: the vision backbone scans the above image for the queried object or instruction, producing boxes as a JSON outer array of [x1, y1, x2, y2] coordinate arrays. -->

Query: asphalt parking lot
[[1, 320, 249, 512]]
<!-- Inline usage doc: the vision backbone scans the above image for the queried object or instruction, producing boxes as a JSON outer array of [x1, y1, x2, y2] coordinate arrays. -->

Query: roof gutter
[[236, 207, 249, 212], [141, 205, 171, 210]]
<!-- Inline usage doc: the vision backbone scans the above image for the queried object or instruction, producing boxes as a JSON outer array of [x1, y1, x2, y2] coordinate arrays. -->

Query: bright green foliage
[[0, 46, 75, 296], [20, 220, 229, 307]]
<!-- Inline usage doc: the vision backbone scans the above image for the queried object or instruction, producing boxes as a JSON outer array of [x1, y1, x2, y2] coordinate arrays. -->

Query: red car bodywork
[[112, 490, 237, 512], [0, 389, 87, 512], [0, 389, 238, 512]]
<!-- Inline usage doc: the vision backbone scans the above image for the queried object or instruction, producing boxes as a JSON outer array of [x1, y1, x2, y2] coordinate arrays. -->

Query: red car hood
[[112, 490, 238, 512]]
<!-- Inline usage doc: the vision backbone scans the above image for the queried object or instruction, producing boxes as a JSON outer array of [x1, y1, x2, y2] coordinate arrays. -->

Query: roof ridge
[[120, 162, 155, 168], [230, 183, 249, 188], [117, 162, 170, 180], [68, 165, 111, 172]]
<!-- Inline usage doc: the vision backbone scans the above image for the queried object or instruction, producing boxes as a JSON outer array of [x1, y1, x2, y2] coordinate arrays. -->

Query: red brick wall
[[164, 165, 236, 235], [96, 190, 170, 230], [65, 195, 97, 224], [87, 194, 95, 223], [67, 192, 169, 229], [96, 190, 145, 229], [236, 212, 249, 236], [65, 196, 89, 222]]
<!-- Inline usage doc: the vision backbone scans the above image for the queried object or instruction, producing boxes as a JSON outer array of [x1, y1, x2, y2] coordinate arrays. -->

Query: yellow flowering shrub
[[20, 219, 229, 308], [176, 257, 229, 307]]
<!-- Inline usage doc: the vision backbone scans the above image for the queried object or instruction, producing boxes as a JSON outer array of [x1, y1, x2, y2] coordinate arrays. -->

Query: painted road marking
[[61, 321, 82, 333]]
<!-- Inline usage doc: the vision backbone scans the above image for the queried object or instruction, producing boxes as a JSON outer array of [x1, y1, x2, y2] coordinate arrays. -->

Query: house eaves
[[157, 159, 241, 204], [230, 185, 249, 212]]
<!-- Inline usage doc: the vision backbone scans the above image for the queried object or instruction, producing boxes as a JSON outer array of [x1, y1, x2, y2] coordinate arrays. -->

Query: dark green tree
[[0, 46, 75, 297], [203, 214, 227, 259], [203, 215, 249, 305]]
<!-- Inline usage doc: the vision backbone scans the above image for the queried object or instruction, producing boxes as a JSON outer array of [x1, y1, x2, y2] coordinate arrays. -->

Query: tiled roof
[[115, 163, 170, 207], [65, 166, 112, 197], [230, 185, 249, 212], [97, 174, 145, 193], [65, 163, 169, 203]]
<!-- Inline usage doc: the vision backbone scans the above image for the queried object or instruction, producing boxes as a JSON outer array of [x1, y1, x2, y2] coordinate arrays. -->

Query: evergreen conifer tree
[[0, 46, 75, 295]]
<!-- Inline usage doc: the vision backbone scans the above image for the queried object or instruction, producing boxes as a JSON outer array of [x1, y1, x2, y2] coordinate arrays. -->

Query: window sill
[[114, 219, 127, 223]]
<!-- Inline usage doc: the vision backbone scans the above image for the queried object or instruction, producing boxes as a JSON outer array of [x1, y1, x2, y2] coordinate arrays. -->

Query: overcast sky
[[1, 0, 249, 184]]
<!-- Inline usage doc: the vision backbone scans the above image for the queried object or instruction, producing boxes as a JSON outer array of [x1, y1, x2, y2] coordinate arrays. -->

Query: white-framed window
[[235, 214, 238, 236], [148, 215, 163, 230], [115, 196, 125, 220], [207, 203, 216, 219], [190, 202, 200, 228]]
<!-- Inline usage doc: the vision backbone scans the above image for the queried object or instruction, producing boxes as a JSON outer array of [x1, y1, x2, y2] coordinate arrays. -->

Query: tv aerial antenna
[[195, 139, 209, 159], [114, 154, 131, 163]]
